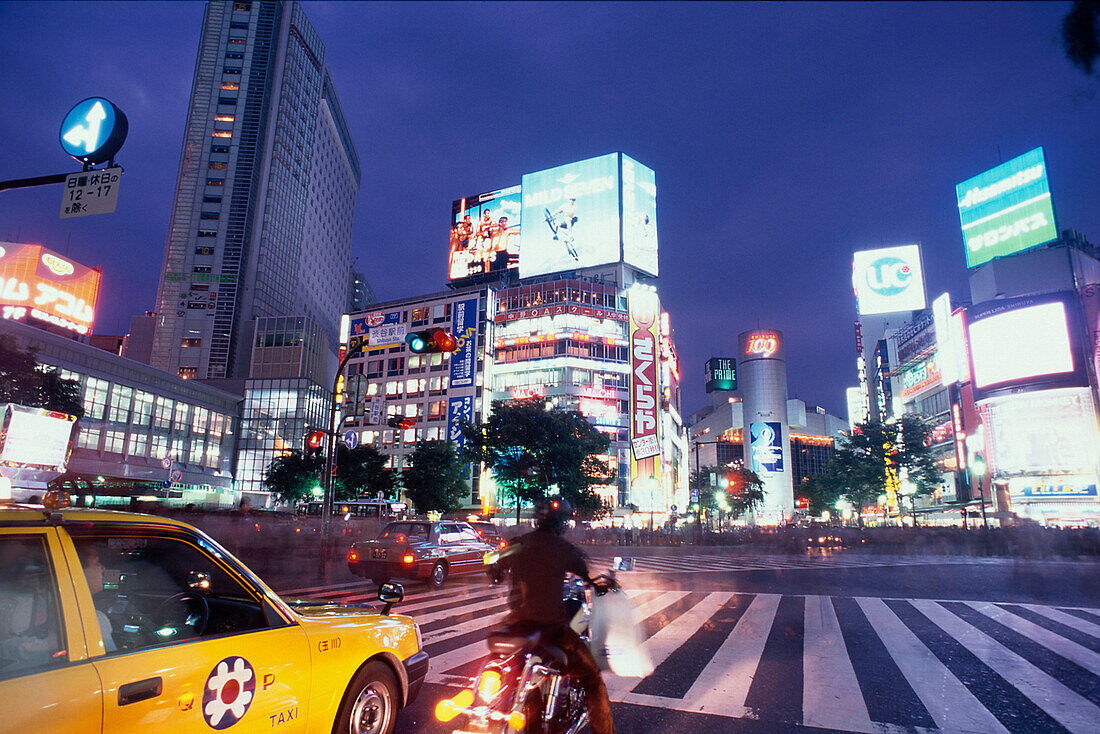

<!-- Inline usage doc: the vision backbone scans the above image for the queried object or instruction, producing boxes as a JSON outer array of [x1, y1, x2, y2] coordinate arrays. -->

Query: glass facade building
[[151, 0, 360, 382]]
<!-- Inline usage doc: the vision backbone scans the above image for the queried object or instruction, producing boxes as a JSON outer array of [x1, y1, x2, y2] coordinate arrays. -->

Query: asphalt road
[[272, 550, 1100, 734]]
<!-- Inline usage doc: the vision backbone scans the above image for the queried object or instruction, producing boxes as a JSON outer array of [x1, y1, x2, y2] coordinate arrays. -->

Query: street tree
[[262, 450, 322, 505], [725, 467, 766, 519], [402, 440, 469, 514], [335, 444, 396, 502], [1062, 0, 1099, 76], [799, 472, 844, 516], [462, 399, 614, 521], [0, 336, 84, 417]]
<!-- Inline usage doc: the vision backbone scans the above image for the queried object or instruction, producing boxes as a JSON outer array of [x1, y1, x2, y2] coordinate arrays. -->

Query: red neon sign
[[509, 385, 545, 400], [746, 333, 779, 358], [0, 243, 100, 335]]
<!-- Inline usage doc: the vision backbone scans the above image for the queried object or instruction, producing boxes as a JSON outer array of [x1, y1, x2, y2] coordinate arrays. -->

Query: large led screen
[[851, 244, 926, 315], [967, 293, 1083, 394], [0, 242, 101, 335], [520, 154, 622, 278], [957, 147, 1058, 268], [621, 154, 658, 276], [1, 404, 77, 470], [449, 186, 521, 282]]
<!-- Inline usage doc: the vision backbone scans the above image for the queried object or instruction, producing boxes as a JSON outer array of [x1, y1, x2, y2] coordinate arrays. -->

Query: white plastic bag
[[588, 590, 653, 677]]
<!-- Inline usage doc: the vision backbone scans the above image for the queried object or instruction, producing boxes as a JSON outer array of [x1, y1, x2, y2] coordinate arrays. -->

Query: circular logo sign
[[202, 656, 256, 729], [161, 457, 173, 470], [170, 468, 184, 483], [865, 257, 912, 296], [59, 97, 128, 164]]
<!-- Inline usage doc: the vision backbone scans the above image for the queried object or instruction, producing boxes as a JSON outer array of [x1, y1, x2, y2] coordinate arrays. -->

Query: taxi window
[[379, 523, 429, 541], [456, 525, 481, 543], [0, 536, 66, 679], [71, 533, 268, 655]]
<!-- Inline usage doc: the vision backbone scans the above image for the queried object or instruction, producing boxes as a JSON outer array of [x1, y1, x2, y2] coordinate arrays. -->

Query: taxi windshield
[[378, 523, 429, 542]]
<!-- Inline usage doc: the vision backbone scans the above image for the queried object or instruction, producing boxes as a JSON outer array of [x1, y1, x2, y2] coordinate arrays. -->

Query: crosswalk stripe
[[424, 612, 511, 684], [1054, 607, 1100, 628], [680, 593, 779, 718], [997, 604, 1100, 654], [803, 595, 875, 733], [912, 599, 1098, 733], [946, 602, 1100, 708], [888, 599, 1069, 733], [967, 602, 1100, 676], [1027, 605, 1100, 642], [857, 597, 1007, 733], [744, 595, 805, 723], [605, 592, 729, 699]]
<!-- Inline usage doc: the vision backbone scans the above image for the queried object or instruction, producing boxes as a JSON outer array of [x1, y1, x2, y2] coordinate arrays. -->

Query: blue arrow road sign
[[344, 430, 359, 450]]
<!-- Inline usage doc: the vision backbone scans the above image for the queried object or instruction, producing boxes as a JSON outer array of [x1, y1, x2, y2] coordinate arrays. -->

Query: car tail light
[[402, 551, 416, 564], [348, 549, 359, 562], [498, 539, 507, 549]]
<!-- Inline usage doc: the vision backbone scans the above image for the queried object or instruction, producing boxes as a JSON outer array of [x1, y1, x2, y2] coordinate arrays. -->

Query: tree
[[262, 450, 322, 505], [1062, 1, 1099, 76], [0, 336, 84, 417], [335, 444, 396, 502], [462, 399, 614, 521], [800, 472, 844, 517], [725, 467, 766, 519], [830, 421, 893, 524], [402, 440, 469, 514]]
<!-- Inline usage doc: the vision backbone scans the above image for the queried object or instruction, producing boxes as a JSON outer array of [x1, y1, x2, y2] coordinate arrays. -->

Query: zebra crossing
[[279, 579, 1100, 733], [583, 551, 1013, 574]]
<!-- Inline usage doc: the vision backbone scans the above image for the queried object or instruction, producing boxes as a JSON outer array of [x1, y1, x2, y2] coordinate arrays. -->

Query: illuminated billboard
[[705, 357, 737, 393], [0, 242, 101, 335], [621, 155, 658, 276], [957, 147, 1058, 268], [520, 153, 622, 279], [1, 404, 77, 471], [449, 186, 521, 282], [628, 288, 661, 490], [852, 244, 926, 315], [347, 310, 405, 355], [967, 292, 1086, 397]]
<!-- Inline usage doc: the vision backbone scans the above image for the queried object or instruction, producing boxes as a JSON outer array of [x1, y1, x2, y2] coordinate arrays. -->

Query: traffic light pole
[[320, 346, 359, 579]]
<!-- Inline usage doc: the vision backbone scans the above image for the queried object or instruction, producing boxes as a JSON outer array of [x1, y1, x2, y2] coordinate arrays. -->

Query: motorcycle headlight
[[476, 669, 504, 703]]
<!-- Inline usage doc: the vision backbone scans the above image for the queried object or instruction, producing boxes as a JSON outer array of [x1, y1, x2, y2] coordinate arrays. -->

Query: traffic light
[[305, 430, 325, 460], [387, 417, 417, 430], [405, 328, 457, 354]]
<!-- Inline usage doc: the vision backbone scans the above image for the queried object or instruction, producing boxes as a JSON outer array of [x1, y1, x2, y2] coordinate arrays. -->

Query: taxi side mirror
[[378, 582, 404, 615]]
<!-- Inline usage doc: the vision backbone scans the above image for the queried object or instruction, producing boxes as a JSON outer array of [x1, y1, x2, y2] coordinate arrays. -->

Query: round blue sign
[[59, 97, 128, 164], [343, 430, 359, 450]]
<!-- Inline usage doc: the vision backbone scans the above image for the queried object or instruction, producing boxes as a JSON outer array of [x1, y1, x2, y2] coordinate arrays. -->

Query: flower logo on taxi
[[202, 656, 256, 729], [41, 253, 75, 276], [746, 333, 779, 358]]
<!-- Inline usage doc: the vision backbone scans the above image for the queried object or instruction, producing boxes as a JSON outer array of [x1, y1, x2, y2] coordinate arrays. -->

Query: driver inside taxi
[[76, 545, 116, 652]]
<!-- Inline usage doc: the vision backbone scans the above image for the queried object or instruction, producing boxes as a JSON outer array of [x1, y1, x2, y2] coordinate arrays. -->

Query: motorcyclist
[[493, 498, 615, 734]]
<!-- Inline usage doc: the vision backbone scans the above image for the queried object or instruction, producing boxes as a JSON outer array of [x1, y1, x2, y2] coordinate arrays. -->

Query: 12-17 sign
[[61, 167, 122, 218]]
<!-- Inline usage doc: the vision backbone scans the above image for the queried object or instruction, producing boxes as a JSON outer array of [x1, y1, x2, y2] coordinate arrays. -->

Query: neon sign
[[510, 385, 545, 400], [0, 243, 100, 335], [745, 333, 779, 358]]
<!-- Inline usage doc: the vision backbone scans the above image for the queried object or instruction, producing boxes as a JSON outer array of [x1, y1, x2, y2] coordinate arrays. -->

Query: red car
[[469, 521, 508, 549], [348, 520, 496, 588]]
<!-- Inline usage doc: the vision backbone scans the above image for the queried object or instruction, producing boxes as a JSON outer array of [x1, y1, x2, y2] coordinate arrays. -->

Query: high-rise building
[[150, 0, 360, 383]]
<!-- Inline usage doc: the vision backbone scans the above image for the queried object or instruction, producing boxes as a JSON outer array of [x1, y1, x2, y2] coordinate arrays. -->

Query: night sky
[[1, 2, 1097, 418]]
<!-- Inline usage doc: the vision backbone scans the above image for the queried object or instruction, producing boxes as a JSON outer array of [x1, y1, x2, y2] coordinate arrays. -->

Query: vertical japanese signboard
[[628, 288, 661, 491], [447, 395, 474, 450], [449, 297, 479, 389]]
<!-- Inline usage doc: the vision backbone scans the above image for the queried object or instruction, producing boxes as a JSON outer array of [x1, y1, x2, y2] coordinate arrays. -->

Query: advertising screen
[[0, 242, 101, 335], [449, 186, 521, 282], [705, 357, 737, 393], [347, 310, 404, 355], [628, 288, 661, 492], [1, 404, 77, 470], [621, 154, 658, 276], [979, 388, 1099, 477], [449, 297, 479, 389], [852, 244, 926, 315], [749, 422, 784, 475], [520, 154, 622, 278], [967, 293, 1084, 394], [957, 147, 1058, 268]]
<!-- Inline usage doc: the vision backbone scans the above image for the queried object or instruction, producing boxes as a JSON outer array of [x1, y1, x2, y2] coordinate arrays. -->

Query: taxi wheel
[[427, 561, 447, 589], [334, 661, 398, 734]]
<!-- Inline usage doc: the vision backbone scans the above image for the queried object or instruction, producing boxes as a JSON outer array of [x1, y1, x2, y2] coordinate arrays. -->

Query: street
[[272, 547, 1100, 734]]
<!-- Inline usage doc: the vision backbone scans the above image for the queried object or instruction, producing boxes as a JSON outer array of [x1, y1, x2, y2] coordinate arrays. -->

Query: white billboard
[[1, 404, 77, 470], [852, 244, 926, 316]]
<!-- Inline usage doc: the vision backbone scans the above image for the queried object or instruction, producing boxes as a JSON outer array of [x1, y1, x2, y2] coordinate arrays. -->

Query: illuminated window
[[154, 397, 174, 429], [212, 131, 232, 139], [206, 178, 225, 187], [403, 428, 416, 444], [233, 2, 251, 11], [190, 438, 205, 465], [220, 82, 239, 90], [405, 378, 421, 395], [208, 162, 227, 170], [205, 443, 221, 469], [128, 431, 149, 458], [83, 377, 109, 420], [214, 114, 235, 123], [104, 430, 126, 454], [404, 403, 419, 417], [133, 391, 153, 426], [385, 381, 400, 396], [77, 426, 100, 450], [107, 385, 133, 423], [181, 338, 202, 348]]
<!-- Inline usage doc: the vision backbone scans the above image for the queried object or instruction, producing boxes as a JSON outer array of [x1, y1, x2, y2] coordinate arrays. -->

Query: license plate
[[371, 548, 387, 560]]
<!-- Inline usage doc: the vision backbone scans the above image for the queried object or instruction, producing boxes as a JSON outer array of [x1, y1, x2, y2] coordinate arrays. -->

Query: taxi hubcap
[[432, 565, 445, 584], [350, 682, 391, 734]]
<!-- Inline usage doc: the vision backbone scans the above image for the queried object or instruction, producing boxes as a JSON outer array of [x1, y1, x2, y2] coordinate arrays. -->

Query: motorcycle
[[435, 569, 618, 734]]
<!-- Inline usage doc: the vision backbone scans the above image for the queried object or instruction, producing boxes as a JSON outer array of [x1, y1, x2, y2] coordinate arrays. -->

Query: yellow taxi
[[0, 501, 428, 734]]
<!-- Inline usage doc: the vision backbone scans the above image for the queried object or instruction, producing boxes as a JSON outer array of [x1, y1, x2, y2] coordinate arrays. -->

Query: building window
[[197, 230, 217, 238], [233, 2, 251, 10], [406, 378, 424, 396], [203, 195, 223, 203], [223, 67, 241, 75], [103, 430, 126, 454], [107, 385, 132, 423], [386, 357, 404, 376], [83, 377, 109, 420], [201, 212, 219, 221], [133, 391, 154, 427], [178, 367, 197, 380], [221, 81, 239, 90], [206, 178, 225, 186], [208, 161, 227, 170], [225, 52, 244, 60], [212, 131, 232, 139], [214, 114, 235, 123], [181, 338, 201, 348], [385, 381, 401, 396], [77, 426, 100, 450], [154, 397, 174, 430], [128, 431, 149, 458]]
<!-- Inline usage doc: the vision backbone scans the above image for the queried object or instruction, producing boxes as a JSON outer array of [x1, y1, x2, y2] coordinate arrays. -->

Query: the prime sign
[[956, 147, 1058, 268]]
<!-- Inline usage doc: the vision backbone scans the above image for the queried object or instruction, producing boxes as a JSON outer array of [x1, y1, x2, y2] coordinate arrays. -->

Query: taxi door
[[0, 527, 103, 733], [60, 526, 312, 733]]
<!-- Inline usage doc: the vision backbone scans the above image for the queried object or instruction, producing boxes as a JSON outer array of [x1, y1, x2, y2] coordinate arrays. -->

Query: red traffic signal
[[305, 430, 325, 459], [405, 328, 457, 354]]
